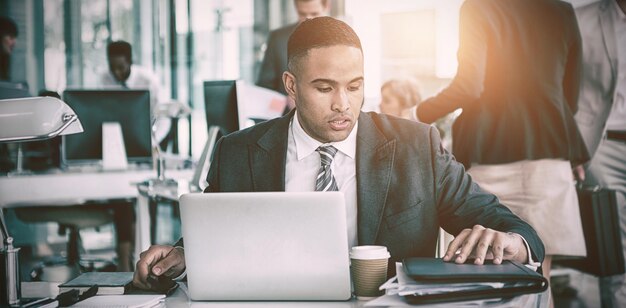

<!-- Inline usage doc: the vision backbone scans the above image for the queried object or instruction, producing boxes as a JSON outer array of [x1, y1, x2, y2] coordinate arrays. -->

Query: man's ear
[[282, 71, 297, 102]]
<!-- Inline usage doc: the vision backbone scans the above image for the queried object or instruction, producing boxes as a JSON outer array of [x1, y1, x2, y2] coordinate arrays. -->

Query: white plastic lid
[[349, 245, 390, 260]]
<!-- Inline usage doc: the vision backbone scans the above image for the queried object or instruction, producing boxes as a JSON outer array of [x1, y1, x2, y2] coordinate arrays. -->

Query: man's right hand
[[133, 245, 185, 290]]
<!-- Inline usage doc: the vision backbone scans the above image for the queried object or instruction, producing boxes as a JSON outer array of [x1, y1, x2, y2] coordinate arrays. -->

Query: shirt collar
[[291, 110, 358, 161]]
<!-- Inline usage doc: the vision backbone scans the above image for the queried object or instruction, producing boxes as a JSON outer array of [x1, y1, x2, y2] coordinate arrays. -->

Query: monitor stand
[[102, 122, 128, 170]]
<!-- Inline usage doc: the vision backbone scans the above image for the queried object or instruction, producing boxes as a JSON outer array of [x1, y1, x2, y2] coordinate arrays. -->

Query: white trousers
[[468, 159, 586, 256]]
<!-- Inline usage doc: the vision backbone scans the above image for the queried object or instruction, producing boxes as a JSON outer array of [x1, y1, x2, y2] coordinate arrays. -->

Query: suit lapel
[[249, 112, 292, 191], [599, 1, 618, 77], [356, 113, 396, 244]]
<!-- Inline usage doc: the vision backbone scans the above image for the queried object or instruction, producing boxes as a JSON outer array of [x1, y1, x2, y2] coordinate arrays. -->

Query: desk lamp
[[0, 96, 83, 306], [1, 97, 84, 174], [150, 100, 191, 186]]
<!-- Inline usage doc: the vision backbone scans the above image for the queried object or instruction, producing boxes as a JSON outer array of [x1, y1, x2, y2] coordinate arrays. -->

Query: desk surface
[[0, 168, 194, 261], [164, 283, 548, 307], [20, 281, 547, 308], [0, 168, 193, 208]]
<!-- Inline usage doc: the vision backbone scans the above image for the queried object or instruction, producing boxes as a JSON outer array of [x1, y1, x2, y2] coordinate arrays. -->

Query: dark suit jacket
[[256, 23, 297, 96], [416, 0, 589, 168], [203, 111, 545, 269]]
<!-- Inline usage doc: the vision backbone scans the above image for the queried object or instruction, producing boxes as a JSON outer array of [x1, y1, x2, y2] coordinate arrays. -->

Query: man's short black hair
[[287, 17, 362, 73], [0, 16, 18, 38], [107, 40, 132, 63]]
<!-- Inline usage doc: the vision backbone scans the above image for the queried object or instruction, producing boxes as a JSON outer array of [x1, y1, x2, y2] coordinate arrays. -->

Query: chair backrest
[[190, 126, 222, 192]]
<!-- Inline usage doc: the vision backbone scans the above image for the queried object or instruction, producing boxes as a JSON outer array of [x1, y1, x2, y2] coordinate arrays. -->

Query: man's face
[[1, 35, 16, 54], [284, 45, 364, 143], [295, 0, 329, 23], [108, 55, 131, 82]]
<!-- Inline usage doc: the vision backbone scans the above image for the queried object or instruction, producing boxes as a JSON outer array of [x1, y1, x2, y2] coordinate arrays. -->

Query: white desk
[[0, 168, 194, 261], [163, 283, 549, 307], [20, 281, 548, 308]]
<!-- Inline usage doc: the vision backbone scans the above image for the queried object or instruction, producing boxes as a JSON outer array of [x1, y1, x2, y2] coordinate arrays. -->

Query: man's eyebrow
[[310, 77, 364, 84]]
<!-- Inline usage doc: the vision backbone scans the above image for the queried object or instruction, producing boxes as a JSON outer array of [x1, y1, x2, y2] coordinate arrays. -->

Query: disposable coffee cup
[[349, 245, 390, 300]]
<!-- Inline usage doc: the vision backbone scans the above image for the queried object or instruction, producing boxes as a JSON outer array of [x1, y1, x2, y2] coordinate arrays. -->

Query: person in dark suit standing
[[414, 0, 590, 302], [132, 17, 544, 291], [256, 0, 330, 96], [575, 0, 626, 305]]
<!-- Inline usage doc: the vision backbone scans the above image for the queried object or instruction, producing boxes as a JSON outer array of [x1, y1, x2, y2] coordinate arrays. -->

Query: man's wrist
[[509, 232, 540, 270], [172, 246, 186, 281], [508, 232, 529, 263]]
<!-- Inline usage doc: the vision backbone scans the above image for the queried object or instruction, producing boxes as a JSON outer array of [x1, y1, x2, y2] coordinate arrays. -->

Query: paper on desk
[[390, 263, 504, 296], [364, 263, 505, 307], [365, 293, 498, 307], [69, 294, 165, 308], [235, 80, 287, 130], [21, 281, 60, 298], [365, 292, 537, 307]]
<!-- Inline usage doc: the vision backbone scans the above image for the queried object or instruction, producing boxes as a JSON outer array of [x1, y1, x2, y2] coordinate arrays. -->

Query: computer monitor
[[62, 89, 152, 165], [0, 81, 30, 99], [203, 80, 239, 135]]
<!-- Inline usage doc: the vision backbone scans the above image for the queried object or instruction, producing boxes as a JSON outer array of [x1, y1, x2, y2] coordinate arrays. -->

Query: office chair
[[14, 201, 121, 282]]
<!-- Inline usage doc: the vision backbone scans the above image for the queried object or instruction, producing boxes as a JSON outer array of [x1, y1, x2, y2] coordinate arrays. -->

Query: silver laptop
[[179, 192, 352, 301]]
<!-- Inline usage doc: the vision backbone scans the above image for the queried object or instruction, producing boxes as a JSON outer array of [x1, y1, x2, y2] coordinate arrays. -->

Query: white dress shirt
[[285, 111, 359, 248], [98, 64, 164, 105], [607, 0, 626, 130]]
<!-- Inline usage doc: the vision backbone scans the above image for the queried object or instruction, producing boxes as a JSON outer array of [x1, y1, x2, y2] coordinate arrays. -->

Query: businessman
[[256, 0, 330, 96], [133, 17, 544, 290]]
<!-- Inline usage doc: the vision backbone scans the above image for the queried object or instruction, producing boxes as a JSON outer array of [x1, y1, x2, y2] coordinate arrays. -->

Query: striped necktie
[[315, 145, 339, 191]]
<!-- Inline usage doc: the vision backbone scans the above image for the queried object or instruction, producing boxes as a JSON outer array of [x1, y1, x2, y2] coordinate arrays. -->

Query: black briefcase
[[557, 186, 624, 277]]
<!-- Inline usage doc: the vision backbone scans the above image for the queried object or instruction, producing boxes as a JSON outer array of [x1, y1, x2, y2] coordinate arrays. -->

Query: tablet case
[[402, 258, 548, 304]]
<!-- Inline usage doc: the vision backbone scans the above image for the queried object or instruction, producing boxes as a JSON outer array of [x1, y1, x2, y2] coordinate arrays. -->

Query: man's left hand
[[443, 225, 528, 265]]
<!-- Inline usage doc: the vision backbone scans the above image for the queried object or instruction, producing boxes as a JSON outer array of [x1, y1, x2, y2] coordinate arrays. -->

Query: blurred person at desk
[[96, 40, 173, 271], [379, 77, 453, 157], [97, 40, 171, 144], [132, 17, 545, 291], [575, 0, 626, 304], [257, 0, 330, 111], [0, 16, 19, 172], [0, 15, 18, 81], [379, 78, 421, 120]]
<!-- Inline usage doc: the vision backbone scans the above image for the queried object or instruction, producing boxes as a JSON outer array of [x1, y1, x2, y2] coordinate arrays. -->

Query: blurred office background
[[1, 0, 597, 158], [0, 0, 603, 305]]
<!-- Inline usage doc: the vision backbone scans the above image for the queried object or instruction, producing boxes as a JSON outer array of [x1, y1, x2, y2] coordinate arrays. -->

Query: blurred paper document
[[236, 80, 287, 129], [69, 294, 165, 308]]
